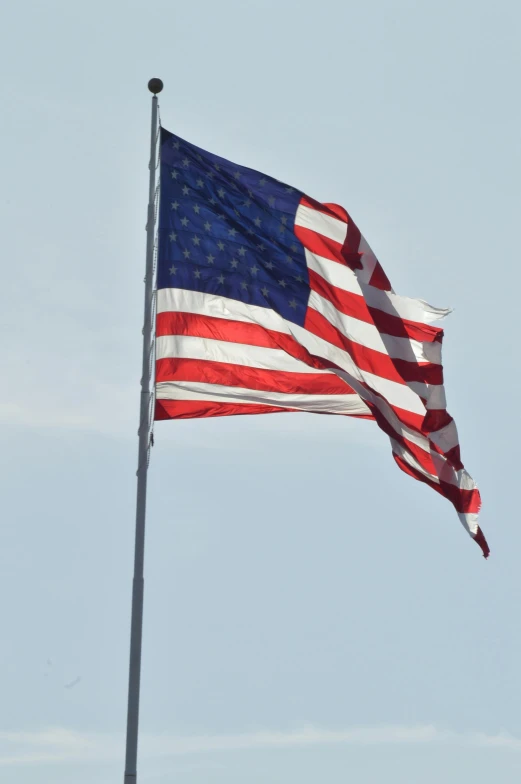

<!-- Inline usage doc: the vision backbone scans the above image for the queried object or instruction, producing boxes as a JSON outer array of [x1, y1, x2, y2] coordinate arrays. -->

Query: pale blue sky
[[1, 1, 520, 782]]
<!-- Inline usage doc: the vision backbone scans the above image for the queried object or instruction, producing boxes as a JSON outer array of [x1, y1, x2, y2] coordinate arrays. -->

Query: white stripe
[[391, 438, 478, 496], [156, 334, 328, 375], [393, 441, 478, 536], [362, 283, 452, 327], [295, 204, 347, 245], [155, 289, 427, 426], [158, 288, 428, 416], [157, 287, 293, 334], [390, 438, 439, 484], [305, 249, 363, 296], [156, 381, 371, 416], [156, 292, 466, 509], [309, 290, 438, 366], [306, 249, 450, 328], [429, 420, 459, 454], [355, 237, 378, 285], [289, 323, 426, 416], [422, 383, 447, 410], [458, 512, 478, 536]]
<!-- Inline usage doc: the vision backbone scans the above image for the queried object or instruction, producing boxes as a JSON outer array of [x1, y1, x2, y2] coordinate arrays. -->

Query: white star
[[207, 171, 215, 179], [204, 221, 211, 232], [196, 178, 204, 188], [183, 249, 191, 259], [209, 197, 217, 206], [289, 299, 297, 309], [268, 196, 275, 207], [214, 163, 220, 171], [217, 241, 225, 251], [172, 141, 180, 150], [230, 259, 239, 269], [169, 264, 178, 275], [286, 255, 293, 264], [182, 186, 190, 196], [196, 153, 203, 162], [171, 201, 179, 210], [265, 261, 274, 270], [254, 217, 262, 227], [246, 228, 254, 236], [234, 209, 240, 218], [291, 244, 298, 252], [193, 204, 200, 214], [261, 286, 269, 297], [243, 199, 252, 207], [294, 274, 304, 283], [237, 247, 247, 257], [171, 170, 179, 180], [259, 178, 267, 186], [234, 171, 241, 179], [217, 274, 225, 284], [180, 217, 189, 227], [194, 269, 201, 278], [250, 265, 259, 275], [279, 279, 287, 288], [281, 215, 288, 225], [169, 231, 177, 241], [240, 281, 248, 290], [228, 228, 237, 237], [192, 235, 201, 246], [285, 186, 294, 193], [182, 158, 190, 167], [207, 253, 215, 264], [257, 243, 265, 251], [218, 188, 226, 199]]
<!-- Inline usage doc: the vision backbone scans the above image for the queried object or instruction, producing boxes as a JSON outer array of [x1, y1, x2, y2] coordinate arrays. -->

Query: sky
[[0, 0, 520, 782]]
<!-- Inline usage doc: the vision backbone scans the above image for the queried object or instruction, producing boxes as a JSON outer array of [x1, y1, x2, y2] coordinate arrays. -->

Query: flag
[[155, 127, 488, 558]]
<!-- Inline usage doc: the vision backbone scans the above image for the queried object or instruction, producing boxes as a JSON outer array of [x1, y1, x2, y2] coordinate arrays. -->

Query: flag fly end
[[474, 527, 490, 559]]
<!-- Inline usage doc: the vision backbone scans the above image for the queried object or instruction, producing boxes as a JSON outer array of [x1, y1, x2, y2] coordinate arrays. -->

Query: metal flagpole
[[123, 77, 163, 784]]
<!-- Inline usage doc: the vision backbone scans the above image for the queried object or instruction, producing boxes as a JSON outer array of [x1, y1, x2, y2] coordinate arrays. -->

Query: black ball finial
[[148, 78, 164, 95]]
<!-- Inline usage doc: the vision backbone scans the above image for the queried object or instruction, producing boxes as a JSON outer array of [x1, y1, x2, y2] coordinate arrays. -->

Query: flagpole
[[123, 77, 163, 784]]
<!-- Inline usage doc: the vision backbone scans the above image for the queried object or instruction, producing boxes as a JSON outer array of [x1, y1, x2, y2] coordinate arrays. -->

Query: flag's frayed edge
[[474, 526, 490, 559]]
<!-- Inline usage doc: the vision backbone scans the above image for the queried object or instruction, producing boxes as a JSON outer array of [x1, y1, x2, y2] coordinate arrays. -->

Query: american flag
[[155, 127, 488, 558]]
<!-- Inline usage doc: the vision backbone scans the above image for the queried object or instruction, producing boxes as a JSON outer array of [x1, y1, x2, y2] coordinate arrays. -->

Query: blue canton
[[157, 128, 309, 326]]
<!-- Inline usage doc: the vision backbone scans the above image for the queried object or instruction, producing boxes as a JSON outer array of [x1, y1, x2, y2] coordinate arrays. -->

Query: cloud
[[1, 724, 521, 767]]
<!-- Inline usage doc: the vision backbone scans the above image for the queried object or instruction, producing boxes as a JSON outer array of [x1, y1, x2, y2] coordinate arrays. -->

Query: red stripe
[[156, 311, 438, 438], [155, 311, 434, 435], [443, 444, 462, 471], [309, 268, 442, 344], [370, 392, 465, 474], [156, 311, 357, 390], [370, 307, 443, 345], [298, 197, 391, 291], [369, 261, 392, 291], [306, 280, 443, 386], [300, 195, 348, 223], [392, 452, 481, 516], [423, 408, 453, 433], [304, 307, 442, 387], [155, 399, 295, 420], [156, 357, 355, 396], [473, 527, 490, 559], [294, 224, 345, 264]]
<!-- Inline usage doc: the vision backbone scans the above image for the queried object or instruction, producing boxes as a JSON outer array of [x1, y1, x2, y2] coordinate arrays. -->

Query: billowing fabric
[[155, 127, 488, 558]]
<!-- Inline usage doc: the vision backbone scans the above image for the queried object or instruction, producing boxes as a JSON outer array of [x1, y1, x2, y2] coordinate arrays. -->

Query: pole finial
[[148, 78, 163, 95]]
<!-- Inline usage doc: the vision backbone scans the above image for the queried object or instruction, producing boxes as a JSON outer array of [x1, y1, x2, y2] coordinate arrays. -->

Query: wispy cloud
[[1, 724, 521, 768]]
